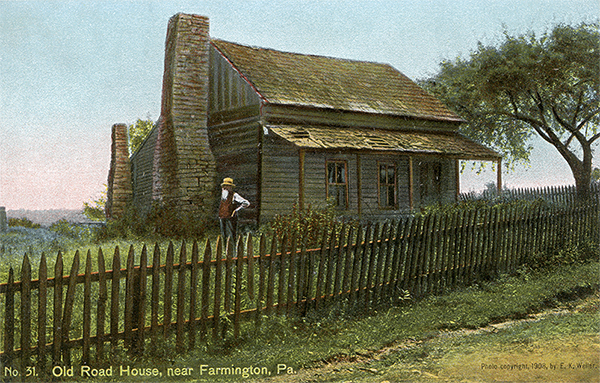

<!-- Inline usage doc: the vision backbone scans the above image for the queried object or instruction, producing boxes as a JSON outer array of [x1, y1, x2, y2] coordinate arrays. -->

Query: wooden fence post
[[212, 237, 223, 342], [124, 245, 135, 350], [62, 251, 80, 365], [163, 242, 175, 339], [150, 244, 161, 338], [82, 251, 92, 364], [38, 253, 48, 374], [3, 267, 15, 366], [200, 239, 212, 340], [53, 252, 64, 365], [110, 248, 120, 359], [188, 241, 199, 350], [20, 254, 32, 368], [176, 241, 187, 352], [136, 244, 148, 354], [96, 248, 107, 363]]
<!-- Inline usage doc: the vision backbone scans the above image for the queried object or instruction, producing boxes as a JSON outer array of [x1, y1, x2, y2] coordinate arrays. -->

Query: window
[[379, 162, 397, 208], [418, 161, 442, 202], [327, 160, 348, 208]]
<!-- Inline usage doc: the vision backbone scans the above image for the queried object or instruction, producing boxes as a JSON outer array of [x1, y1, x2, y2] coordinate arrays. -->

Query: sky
[[0, 0, 598, 210]]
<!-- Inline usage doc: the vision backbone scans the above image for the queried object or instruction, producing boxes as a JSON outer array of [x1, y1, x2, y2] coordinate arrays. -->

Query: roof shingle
[[268, 124, 501, 160], [211, 39, 464, 123]]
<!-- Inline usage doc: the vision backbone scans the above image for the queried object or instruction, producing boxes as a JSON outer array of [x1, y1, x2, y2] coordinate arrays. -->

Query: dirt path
[[261, 293, 599, 382]]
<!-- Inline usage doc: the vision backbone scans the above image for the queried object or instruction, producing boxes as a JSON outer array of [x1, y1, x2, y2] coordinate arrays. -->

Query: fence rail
[[1, 185, 599, 372]]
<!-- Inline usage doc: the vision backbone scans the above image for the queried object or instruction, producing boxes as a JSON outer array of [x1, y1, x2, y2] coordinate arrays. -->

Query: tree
[[422, 22, 599, 200], [82, 185, 107, 221], [128, 118, 155, 155]]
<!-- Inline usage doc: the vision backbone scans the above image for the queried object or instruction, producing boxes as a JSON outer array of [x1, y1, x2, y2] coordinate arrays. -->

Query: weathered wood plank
[[212, 237, 223, 341], [164, 242, 175, 338], [188, 241, 199, 349], [176, 241, 187, 352], [20, 254, 31, 366], [37, 253, 48, 372], [200, 239, 212, 340], [136, 244, 148, 354], [53, 253, 63, 364], [3, 267, 15, 364], [82, 250, 92, 364], [96, 248, 107, 362], [124, 245, 135, 349], [234, 238, 244, 338], [110, 248, 120, 357], [151, 244, 161, 337], [62, 251, 80, 364]]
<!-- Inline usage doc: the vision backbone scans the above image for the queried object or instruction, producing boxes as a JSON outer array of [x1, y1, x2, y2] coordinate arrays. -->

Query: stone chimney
[[152, 13, 217, 219], [106, 123, 133, 220]]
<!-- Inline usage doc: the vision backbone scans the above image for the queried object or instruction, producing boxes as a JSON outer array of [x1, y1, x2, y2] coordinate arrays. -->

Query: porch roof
[[268, 124, 501, 161]]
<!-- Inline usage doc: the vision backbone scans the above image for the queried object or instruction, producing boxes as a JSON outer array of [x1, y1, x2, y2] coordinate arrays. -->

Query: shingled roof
[[211, 39, 464, 123], [268, 124, 501, 161]]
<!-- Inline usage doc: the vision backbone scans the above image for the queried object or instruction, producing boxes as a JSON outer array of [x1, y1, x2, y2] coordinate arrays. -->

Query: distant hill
[[6, 209, 100, 227]]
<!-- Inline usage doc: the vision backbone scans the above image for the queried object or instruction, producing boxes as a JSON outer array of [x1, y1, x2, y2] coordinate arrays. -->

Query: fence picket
[[286, 235, 298, 315], [212, 237, 223, 341], [137, 244, 148, 354], [234, 237, 244, 338], [110, 248, 120, 357], [247, 235, 255, 301], [200, 240, 212, 340], [124, 245, 135, 349], [176, 241, 187, 352], [277, 235, 288, 314], [365, 223, 380, 305], [96, 248, 107, 362], [373, 222, 388, 302], [37, 253, 47, 372], [188, 241, 199, 350], [20, 254, 31, 366], [62, 251, 80, 364], [265, 235, 277, 315], [333, 224, 347, 298], [256, 234, 267, 324], [53, 252, 64, 364], [314, 231, 329, 309], [150, 244, 161, 337], [82, 251, 92, 364], [3, 268, 15, 365]]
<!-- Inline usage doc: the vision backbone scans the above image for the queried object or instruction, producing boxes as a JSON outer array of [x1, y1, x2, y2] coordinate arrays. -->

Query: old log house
[[116, 13, 501, 225]]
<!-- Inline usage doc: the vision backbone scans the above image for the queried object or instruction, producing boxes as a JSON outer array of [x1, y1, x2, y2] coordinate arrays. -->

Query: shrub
[[268, 202, 360, 247], [8, 217, 41, 229]]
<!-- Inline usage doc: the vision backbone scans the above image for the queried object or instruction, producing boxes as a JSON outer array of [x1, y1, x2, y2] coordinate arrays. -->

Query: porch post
[[455, 159, 460, 201], [299, 148, 305, 210], [408, 156, 414, 210], [497, 159, 502, 194]]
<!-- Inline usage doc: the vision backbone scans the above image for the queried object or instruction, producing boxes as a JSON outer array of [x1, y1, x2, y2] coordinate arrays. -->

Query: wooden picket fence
[[1, 186, 598, 371]]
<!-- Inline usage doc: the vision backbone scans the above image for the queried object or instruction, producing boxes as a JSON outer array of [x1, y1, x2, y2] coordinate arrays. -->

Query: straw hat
[[221, 177, 235, 187]]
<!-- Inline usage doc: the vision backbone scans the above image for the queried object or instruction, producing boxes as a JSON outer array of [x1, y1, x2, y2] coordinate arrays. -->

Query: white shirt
[[221, 189, 250, 214]]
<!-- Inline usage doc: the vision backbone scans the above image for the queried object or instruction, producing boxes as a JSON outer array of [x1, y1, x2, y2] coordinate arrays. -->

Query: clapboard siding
[[131, 125, 159, 216], [209, 46, 261, 114], [263, 104, 459, 133], [260, 134, 300, 221]]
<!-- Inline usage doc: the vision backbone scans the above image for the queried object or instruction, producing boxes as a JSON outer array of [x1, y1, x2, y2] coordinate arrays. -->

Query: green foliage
[[8, 217, 41, 229], [82, 185, 107, 221], [128, 118, 155, 155], [421, 22, 600, 197], [529, 239, 599, 271], [96, 200, 209, 240], [268, 202, 360, 247]]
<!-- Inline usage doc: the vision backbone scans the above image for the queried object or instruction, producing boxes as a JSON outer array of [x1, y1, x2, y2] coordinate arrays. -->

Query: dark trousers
[[219, 217, 237, 242]]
